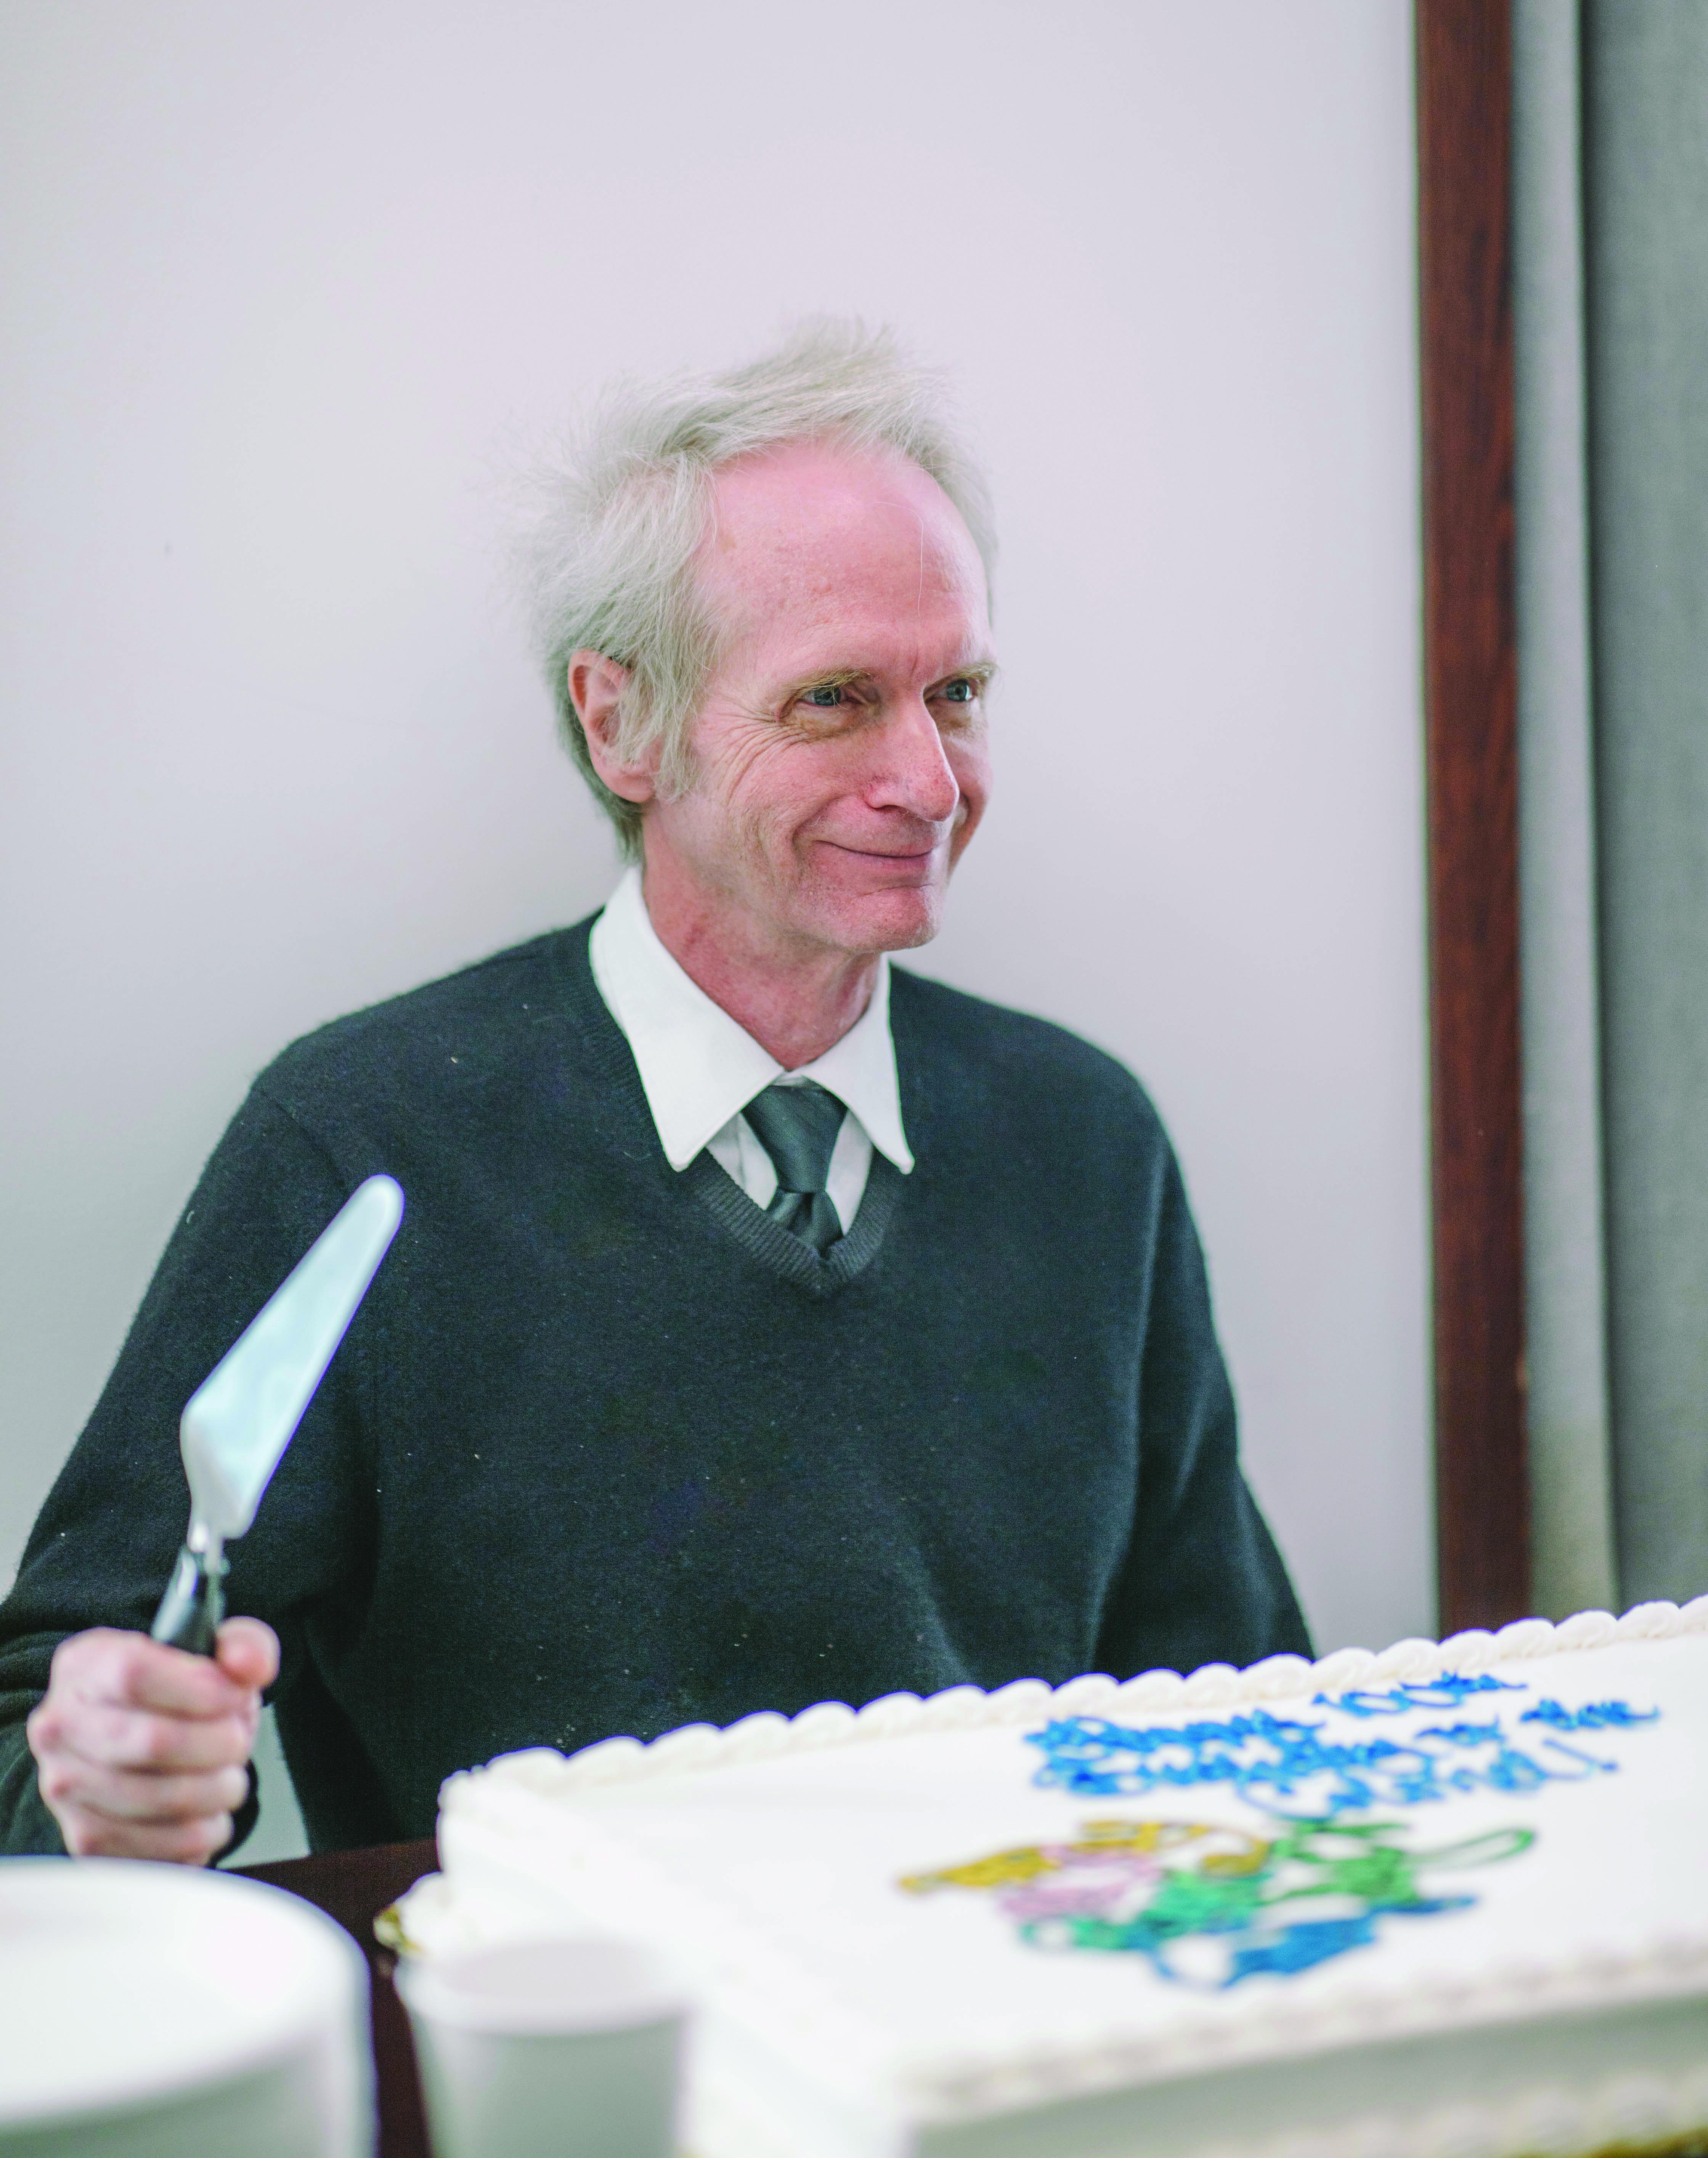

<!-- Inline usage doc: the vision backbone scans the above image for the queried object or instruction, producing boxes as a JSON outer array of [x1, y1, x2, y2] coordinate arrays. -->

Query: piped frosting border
[[444, 1594, 1708, 1802]]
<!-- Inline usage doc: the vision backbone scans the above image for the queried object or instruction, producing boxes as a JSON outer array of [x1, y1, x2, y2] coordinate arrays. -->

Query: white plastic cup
[[393, 1937, 688, 2158]]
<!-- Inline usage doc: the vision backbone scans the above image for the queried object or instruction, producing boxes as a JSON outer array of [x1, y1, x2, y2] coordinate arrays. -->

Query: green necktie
[[742, 1080, 847, 1255]]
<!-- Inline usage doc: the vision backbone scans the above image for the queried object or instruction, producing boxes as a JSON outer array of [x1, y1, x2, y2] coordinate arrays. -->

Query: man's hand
[[26, 1618, 279, 1864]]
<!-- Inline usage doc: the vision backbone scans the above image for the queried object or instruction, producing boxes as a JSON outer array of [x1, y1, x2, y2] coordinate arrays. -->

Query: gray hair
[[511, 320, 997, 858]]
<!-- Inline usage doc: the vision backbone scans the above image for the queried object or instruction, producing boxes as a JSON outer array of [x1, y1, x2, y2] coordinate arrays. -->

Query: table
[[240, 1838, 439, 2158]]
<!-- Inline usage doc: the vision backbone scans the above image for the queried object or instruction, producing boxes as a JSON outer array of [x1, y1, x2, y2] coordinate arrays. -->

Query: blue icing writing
[[1027, 1709, 1629, 1815], [1520, 1698, 1660, 1732], [1313, 1672, 1528, 1718], [1410, 1721, 1620, 1788]]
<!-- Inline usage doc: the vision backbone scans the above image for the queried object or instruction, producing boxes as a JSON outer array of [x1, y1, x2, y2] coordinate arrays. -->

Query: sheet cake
[[395, 1600, 1708, 2158]]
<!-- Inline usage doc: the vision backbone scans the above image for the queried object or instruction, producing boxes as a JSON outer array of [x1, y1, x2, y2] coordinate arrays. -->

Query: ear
[[568, 651, 659, 805]]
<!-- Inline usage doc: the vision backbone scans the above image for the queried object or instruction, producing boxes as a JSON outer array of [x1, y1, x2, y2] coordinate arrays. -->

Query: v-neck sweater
[[0, 919, 1308, 1856]]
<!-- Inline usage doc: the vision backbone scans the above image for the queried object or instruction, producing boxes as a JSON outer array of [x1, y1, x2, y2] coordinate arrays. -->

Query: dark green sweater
[[0, 920, 1308, 1855]]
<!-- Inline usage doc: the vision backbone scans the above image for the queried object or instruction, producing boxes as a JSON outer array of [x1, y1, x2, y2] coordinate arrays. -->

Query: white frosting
[[403, 1601, 1708, 2158]]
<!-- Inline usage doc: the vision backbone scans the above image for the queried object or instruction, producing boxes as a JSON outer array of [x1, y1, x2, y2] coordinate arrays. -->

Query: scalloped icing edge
[[442, 1594, 1708, 1802], [689, 2061, 1708, 2158], [692, 2060, 1708, 2158], [1181, 2061, 1708, 2158]]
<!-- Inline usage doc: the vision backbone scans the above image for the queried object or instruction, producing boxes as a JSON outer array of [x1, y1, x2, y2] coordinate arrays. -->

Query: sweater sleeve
[[0, 1083, 382, 1856], [1095, 1142, 1313, 1679]]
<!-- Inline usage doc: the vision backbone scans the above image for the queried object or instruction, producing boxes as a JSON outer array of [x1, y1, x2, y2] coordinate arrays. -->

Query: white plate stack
[[0, 1858, 372, 2157]]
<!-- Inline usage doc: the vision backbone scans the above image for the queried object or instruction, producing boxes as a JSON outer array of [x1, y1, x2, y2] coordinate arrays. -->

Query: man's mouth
[[817, 844, 944, 888], [817, 833, 944, 862]]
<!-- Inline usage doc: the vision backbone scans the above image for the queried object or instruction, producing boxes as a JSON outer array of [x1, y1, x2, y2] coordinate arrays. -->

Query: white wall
[[1, 3, 1427, 1682]]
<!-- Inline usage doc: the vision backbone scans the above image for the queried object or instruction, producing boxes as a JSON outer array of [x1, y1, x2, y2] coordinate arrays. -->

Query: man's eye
[[939, 678, 978, 704], [801, 685, 845, 709]]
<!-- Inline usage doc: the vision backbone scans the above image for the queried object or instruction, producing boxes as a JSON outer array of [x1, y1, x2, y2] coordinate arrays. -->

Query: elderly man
[[1, 325, 1308, 1865]]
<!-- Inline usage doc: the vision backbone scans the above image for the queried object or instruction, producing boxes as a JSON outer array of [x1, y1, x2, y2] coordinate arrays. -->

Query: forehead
[[700, 440, 990, 674]]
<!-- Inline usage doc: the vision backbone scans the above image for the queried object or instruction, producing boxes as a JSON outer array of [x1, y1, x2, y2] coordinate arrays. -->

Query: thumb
[[214, 1616, 280, 1695]]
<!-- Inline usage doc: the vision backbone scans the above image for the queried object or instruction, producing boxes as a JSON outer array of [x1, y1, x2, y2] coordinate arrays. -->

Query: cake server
[[149, 1173, 405, 1655]]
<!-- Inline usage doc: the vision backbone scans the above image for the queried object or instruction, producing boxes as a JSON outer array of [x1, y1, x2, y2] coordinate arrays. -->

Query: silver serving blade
[[181, 1173, 404, 1539], [151, 1173, 403, 1652]]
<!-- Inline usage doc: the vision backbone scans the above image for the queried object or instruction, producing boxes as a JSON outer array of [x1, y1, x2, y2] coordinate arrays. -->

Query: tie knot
[[743, 1080, 845, 1195]]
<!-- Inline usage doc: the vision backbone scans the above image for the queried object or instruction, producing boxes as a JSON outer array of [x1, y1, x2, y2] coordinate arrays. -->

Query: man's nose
[[870, 697, 960, 825]]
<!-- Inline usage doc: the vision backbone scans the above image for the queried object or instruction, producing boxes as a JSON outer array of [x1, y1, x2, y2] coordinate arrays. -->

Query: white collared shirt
[[588, 868, 913, 1234]]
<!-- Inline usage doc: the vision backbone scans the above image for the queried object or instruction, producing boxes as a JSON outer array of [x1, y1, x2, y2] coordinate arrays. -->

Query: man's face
[[646, 440, 994, 961]]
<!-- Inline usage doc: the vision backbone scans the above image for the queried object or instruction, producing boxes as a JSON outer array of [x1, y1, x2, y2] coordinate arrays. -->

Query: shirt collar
[[588, 867, 913, 1175]]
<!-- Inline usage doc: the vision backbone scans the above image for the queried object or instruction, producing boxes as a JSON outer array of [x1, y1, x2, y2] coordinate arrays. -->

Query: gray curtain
[[1513, 0, 1708, 1613]]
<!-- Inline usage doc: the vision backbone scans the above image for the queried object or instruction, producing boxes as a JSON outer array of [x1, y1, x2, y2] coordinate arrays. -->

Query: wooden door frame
[[1415, 0, 1531, 1634]]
